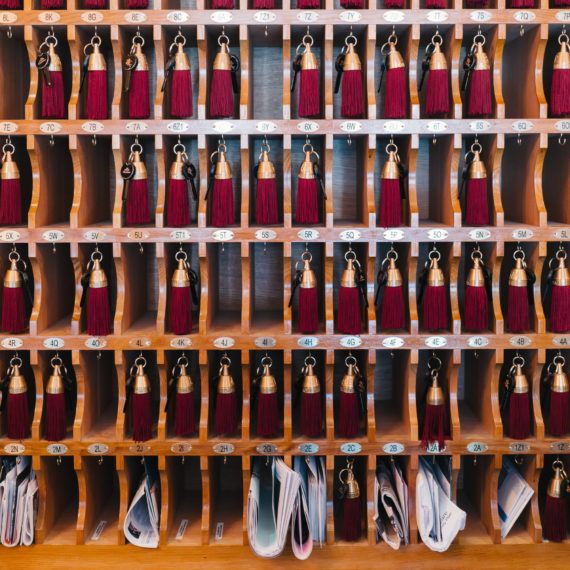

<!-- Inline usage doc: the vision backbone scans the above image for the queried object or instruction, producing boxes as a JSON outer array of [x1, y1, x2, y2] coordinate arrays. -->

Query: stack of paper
[[374, 458, 409, 550], [0, 456, 37, 547], [417, 457, 466, 552], [248, 457, 314, 559], [124, 458, 160, 548], [498, 457, 534, 539]]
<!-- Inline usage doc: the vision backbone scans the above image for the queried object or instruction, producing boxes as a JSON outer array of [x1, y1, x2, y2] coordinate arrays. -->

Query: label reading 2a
[[340, 442, 362, 454], [466, 442, 488, 453]]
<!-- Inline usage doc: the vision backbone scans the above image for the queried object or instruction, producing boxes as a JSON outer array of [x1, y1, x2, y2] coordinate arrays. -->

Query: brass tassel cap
[[554, 40, 570, 71], [547, 463, 566, 498], [89, 258, 108, 289], [474, 42, 490, 71], [387, 43, 405, 70], [340, 363, 356, 394], [298, 150, 315, 180], [170, 151, 186, 181], [132, 42, 149, 71], [214, 149, 232, 180], [429, 43, 447, 71], [341, 258, 357, 288], [302, 363, 320, 394], [213, 42, 232, 71], [427, 374, 445, 406], [171, 257, 190, 288], [88, 42, 106, 72], [131, 150, 148, 181], [133, 363, 150, 395], [1, 151, 20, 181], [427, 255, 445, 287], [553, 255, 570, 287], [8, 363, 27, 395], [217, 361, 235, 394], [385, 257, 402, 288], [468, 150, 487, 179], [46, 363, 65, 395], [260, 364, 277, 395], [174, 42, 190, 71], [508, 256, 528, 288], [48, 43, 62, 72], [3, 258, 22, 289], [551, 360, 569, 394], [301, 44, 318, 71], [300, 257, 317, 289], [257, 150, 275, 180], [466, 254, 485, 288], [342, 42, 361, 72], [381, 150, 401, 180], [344, 468, 360, 499], [512, 363, 529, 394], [176, 363, 193, 395]]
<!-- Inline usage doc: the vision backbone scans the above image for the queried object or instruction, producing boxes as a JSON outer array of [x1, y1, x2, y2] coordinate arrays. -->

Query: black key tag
[[36, 52, 51, 86], [461, 53, 476, 91], [123, 53, 138, 92], [162, 55, 177, 92], [183, 161, 198, 201], [230, 54, 240, 94], [121, 162, 136, 180]]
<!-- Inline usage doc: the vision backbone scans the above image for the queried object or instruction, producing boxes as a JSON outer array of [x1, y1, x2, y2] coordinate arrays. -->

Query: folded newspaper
[[0, 456, 37, 547], [498, 457, 534, 539], [124, 458, 160, 548]]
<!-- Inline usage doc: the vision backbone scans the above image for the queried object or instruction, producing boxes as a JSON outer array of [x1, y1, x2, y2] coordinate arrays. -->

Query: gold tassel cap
[[131, 150, 148, 181], [512, 362, 529, 394], [467, 253, 485, 288], [551, 359, 569, 394], [301, 44, 318, 71], [213, 42, 231, 71], [429, 42, 447, 71], [89, 257, 108, 289], [133, 362, 150, 395], [46, 361, 65, 395], [468, 150, 487, 180], [257, 150, 275, 180], [302, 362, 320, 394], [3, 257, 22, 289], [427, 253, 445, 287], [344, 468, 360, 499], [174, 41, 190, 71], [298, 150, 315, 180], [8, 361, 27, 395], [88, 42, 106, 72], [341, 255, 358, 288], [259, 364, 277, 395], [48, 43, 62, 72], [340, 362, 356, 394], [214, 149, 232, 180], [387, 43, 405, 70], [553, 254, 570, 287], [547, 462, 567, 498], [427, 373, 445, 406], [342, 42, 361, 72], [217, 360, 235, 394], [385, 257, 402, 288], [554, 40, 570, 71], [509, 256, 528, 288], [171, 256, 190, 288], [474, 42, 490, 71], [382, 150, 401, 180], [1, 150, 20, 181], [132, 42, 149, 71], [300, 256, 317, 289], [176, 363, 193, 395], [170, 151, 186, 181]]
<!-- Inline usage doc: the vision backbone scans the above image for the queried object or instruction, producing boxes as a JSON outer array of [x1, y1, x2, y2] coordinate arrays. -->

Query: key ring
[[176, 354, 189, 369], [261, 355, 273, 368], [304, 355, 316, 368], [259, 140, 271, 156], [428, 248, 441, 261], [175, 250, 188, 263], [345, 33, 357, 47], [385, 141, 399, 155], [51, 355, 63, 368], [218, 32, 230, 48], [91, 248, 103, 263], [382, 247, 398, 268], [513, 248, 525, 262], [9, 355, 23, 369], [428, 354, 442, 372], [345, 355, 357, 367], [132, 33, 145, 47], [130, 141, 143, 155], [512, 355, 525, 367], [345, 249, 357, 262], [301, 250, 313, 263], [220, 355, 231, 367]]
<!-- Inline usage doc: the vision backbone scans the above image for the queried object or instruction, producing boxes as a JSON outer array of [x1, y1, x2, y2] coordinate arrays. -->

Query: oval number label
[[466, 442, 488, 453], [297, 121, 319, 133], [255, 229, 277, 241], [382, 336, 404, 348], [254, 11, 276, 23], [167, 121, 190, 133], [298, 336, 319, 348], [340, 336, 362, 348], [255, 121, 278, 133], [47, 443, 68, 455], [213, 337, 235, 349], [125, 121, 148, 132], [509, 442, 530, 452], [85, 337, 107, 349], [256, 443, 278, 454], [340, 442, 362, 454], [339, 230, 361, 241], [383, 229, 404, 240], [297, 229, 319, 240], [298, 443, 320, 454], [383, 443, 405, 454], [81, 11, 104, 23], [468, 336, 489, 348], [88, 443, 109, 455], [468, 229, 491, 240], [427, 229, 448, 240], [0, 230, 20, 242], [383, 10, 405, 22], [170, 229, 191, 241], [4, 443, 25, 455], [171, 443, 192, 453], [84, 230, 106, 241], [82, 121, 104, 133], [255, 337, 276, 348], [425, 336, 447, 348], [509, 336, 532, 347], [170, 337, 192, 348], [213, 443, 235, 454], [167, 11, 189, 23], [1, 338, 23, 349], [44, 337, 64, 349], [211, 11, 233, 23], [212, 230, 234, 241]]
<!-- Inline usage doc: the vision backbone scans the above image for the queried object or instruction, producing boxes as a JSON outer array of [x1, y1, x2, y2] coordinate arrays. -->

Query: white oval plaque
[[212, 230, 234, 241], [298, 336, 319, 348], [254, 11, 276, 23], [40, 122, 61, 134], [425, 336, 447, 348], [298, 443, 320, 454], [167, 11, 189, 23], [170, 229, 191, 241], [297, 121, 319, 133], [88, 443, 109, 455], [383, 229, 404, 241], [466, 442, 488, 453], [4, 443, 25, 455], [468, 229, 491, 240], [213, 336, 235, 349], [44, 337, 64, 349], [1, 338, 23, 349], [170, 337, 192, 348], [383, 442, 405, 454], [213, 442, 235, 454], [85, 337, 107, 349], [167, 121, 190, 133], [340, 442, 362, 454], [467, 336, 489, 348], [255, 121, 278, 133], [427, 229, 448, 240], [83, 230, 106, 241], [509, 336, 532, 347], [255, 229, 277, 241], [255, 337, 276, 348], [382, 337, 405, 348], [47, 443, 68, 455], [297, 229, 319, 240]]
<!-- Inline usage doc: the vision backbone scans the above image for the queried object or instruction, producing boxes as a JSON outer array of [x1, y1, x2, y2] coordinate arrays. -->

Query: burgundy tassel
[[507, 285, 529, 332], [338, 286, 361, 335], [215, 392, 237, 435], [554, 0, 570, 5], [379, 178, 401, 228], [167, 178, 190, 227], [87, 286, 111, 337], [465, 0, 489, 5], [40, 0, 64, 8], [341, 69, 364, 118], [467, 69, 492, 117], [550, 43, 570, 117], [464, 285, 487, 331], [380, 285, 405, 330], [340, 0, 363, 7], [384, 0, 404, 5], [0, 0, 21, 7], [465, 178, 488, 226], [385, 67, 407, 119], [7, 392, 28, 440], [255, 178, 278, 226], [210, 178, 234, 227], [426, 69, 449, 116], [1, 287, 26, 334], [83, 0, 106, 7], [425, 0, 445, 6], [210, 70, 233, 118], [170, 286, 192, 335], [173, 391, 195, 436], [0, 170, 22, 225], [508, 392, 530, 440], [550, 391, 570, 436], [171, 70, 193, 119], [299, 69, 320, 118], [212, 0, 233, 6], [126, 0, 149, 7], [300, 391, 321, 438], [132, 392, 152, 442], [551, 283, 570, 333], [87, 71, 108, 121], [125, 179, 150, 225], [41, 71, 65, 119], [299, 286, 318, 333], [421, 402, 447, 450], [253, 0, 274, 6], [297, 0, 319, 5], [44, 392, 66, 442], [257, 392, 279, 437], [296, 177, 319, 225], [423, 285, 447, 330], [544, 494, 568, 542], [338, 391, 359, 438], [342, 496, 362, 542], [128, 70, 150, 119], [510, 0, 534, 6]]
